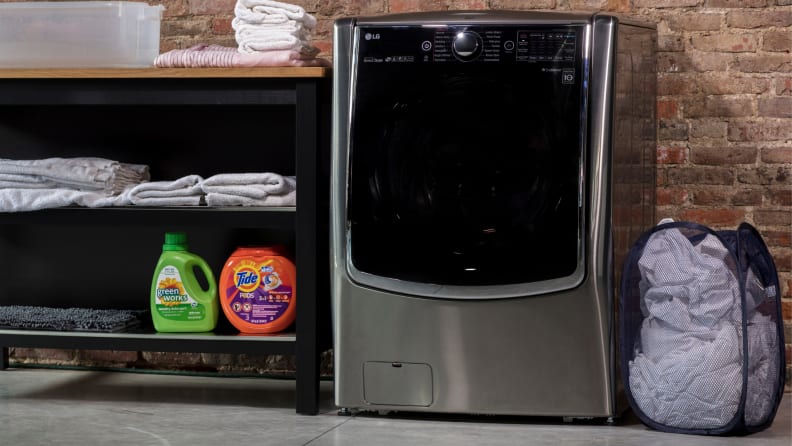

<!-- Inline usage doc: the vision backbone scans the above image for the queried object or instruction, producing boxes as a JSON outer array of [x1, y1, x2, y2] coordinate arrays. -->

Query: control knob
[[452, 31, 483, 62]]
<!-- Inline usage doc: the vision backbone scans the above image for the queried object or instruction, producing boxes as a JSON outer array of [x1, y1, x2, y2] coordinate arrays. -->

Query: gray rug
[[0, 306, 147, 332]]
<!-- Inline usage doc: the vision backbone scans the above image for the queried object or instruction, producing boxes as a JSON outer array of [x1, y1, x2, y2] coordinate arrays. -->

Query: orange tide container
[[219, 246, 296, 334]]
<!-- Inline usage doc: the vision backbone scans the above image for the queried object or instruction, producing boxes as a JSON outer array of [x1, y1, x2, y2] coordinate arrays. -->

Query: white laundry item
[[0, 187, 131, 212], [201, 173, 296, 206], [127, 175, 204, 206], [629, 320, 743, 429], [233, 20, 314, 42], [235, 0, 317, 28], [0, 175, 58, 189], [155, 44, 328, 68], [637, 228, 740, 329], [0, 157, 149, 195], [205, 191, 295, 207]]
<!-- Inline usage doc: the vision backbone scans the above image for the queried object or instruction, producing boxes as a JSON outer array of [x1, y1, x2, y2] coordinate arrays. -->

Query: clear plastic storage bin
[[0, 1, 163, 68]]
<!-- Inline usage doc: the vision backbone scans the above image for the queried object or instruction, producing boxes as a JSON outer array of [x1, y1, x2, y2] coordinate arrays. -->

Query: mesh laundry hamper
[[620, 220, 786, 435]]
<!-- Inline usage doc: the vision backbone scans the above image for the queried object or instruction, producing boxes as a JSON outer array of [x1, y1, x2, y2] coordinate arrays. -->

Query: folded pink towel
[[155, 44, 329, 68]]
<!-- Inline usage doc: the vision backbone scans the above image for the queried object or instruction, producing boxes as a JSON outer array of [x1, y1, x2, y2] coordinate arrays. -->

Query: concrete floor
[[0, 368, 789, 446]]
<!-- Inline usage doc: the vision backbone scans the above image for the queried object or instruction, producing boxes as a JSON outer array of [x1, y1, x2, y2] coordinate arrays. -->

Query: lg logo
[[364, 33, 381, 40]]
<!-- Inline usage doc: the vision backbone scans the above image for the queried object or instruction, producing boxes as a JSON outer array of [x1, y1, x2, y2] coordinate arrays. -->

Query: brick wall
[[2, 0, 790, 387]]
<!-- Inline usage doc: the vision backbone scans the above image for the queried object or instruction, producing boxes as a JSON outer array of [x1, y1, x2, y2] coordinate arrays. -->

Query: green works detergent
[[150, 232, 218, 332]]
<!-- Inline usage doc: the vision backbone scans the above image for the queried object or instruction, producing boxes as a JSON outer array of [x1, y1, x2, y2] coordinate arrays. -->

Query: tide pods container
[[219, 246, 296, 334]]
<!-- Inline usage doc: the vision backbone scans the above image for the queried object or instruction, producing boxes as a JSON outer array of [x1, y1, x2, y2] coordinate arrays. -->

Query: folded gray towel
[[127, 175, 204, 206], [0, 157, 149, 194], [201, 173, 296, 207]]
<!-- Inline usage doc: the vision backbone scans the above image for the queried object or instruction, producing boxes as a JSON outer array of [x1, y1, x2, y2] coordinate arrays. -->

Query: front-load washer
[[331, 10, 657, 417]]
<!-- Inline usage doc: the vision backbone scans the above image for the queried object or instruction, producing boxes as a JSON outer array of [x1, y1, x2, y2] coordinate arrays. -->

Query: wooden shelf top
[[0, 66, 330, 79]]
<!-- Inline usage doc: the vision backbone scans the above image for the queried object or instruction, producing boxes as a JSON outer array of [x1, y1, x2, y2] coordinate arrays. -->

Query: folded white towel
[[205, 191, 295, 207], [0, 187, 132, 212], [237, 34, 313, 54], [127, 175, 204, 206], [201, 173, 296, 207], [235, 0, 317, 27], [0, 157, 149, 195], [233, 20, 314, 41], [201, 173, 295, 197]]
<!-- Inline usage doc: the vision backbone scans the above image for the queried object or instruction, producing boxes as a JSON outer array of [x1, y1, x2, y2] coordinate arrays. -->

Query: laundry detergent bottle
[[219, 246, 296, 334], [150, 232, 218, 332]]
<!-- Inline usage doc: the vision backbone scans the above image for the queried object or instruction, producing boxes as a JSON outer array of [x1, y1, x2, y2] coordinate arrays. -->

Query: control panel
[[356, 24, 581, 65]]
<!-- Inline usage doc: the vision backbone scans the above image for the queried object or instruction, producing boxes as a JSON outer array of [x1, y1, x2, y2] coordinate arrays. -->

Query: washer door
[[346, 24, 588, 298]]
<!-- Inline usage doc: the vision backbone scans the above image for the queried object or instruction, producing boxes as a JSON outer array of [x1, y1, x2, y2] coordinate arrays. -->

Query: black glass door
[[348, 24, 586, 288]]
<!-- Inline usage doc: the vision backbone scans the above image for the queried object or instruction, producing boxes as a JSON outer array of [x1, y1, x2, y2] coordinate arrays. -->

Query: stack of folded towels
[[155, 0, 328, 68], [233, 0, 319, 56], [0, 157, 149, 212]]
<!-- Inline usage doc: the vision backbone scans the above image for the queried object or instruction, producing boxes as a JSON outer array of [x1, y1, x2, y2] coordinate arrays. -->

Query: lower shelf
[[0, 328, 297, 355]]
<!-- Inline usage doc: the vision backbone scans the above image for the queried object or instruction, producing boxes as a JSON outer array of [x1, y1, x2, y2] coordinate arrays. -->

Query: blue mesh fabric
[[620, 221, 784, 436]]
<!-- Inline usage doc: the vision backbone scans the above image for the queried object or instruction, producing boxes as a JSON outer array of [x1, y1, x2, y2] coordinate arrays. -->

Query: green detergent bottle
[[150, 232, 218, 332]]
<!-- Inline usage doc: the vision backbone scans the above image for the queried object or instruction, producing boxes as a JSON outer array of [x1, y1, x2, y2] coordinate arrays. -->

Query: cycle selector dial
[[452, 31, 483, 61]]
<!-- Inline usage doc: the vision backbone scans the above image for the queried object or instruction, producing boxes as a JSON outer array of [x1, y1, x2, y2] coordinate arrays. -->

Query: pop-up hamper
[[620, 220, 786, 435]]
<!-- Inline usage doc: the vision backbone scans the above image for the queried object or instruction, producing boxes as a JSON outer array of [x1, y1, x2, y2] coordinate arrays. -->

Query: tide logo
[[234, 268, 261, 292]]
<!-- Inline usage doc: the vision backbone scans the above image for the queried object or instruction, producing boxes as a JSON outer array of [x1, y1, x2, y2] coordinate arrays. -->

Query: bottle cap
[[163, 232, 187, 251]]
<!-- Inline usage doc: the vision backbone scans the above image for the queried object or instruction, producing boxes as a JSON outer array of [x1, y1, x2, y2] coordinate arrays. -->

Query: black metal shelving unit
[[0, 68, 332, 415]]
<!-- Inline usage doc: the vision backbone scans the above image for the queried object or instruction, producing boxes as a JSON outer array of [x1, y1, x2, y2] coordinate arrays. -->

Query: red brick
[[763, 230, 792, 249], [689, 120, 727, 139], [759, 97, 792, 118], [391, 0, 489, 9], [635, 0, 698, 6], [159, 0, 188, 17], [762, 147, 792, 164], [705, 0, 768, 6], [767, 188, 792, 206], [317, 0, 386, 16], [732, 188, 763, 205], [659, 120, 690, 140], [690, 146, 758, 165], [141, 351, 203, 365], [657, 145, 687, 164], [12, 348, 75, 363], [449, 0, 489, 8], [77, 350, 139, 364], [657, 100, 680, 119], [471, 0, 556, 9], [656, 187, 689, 206], [770, 248, 792, 272], [161, 18, 212, 37], [679, 208, 746, 226], [658, 34, 686, 52], [737, 165, 791, 185], [691, 33, 758, 52], [666, 13, 723, 31], [211, 17, 233, 35], [187, 0, 235, 15], [658, 52, 730, 73], [658, 74, 698, 95], [731, 54, 792, 73], [755, 210, 792, 226], [692, 188, 732, 205], [696, 74, 769, 95], [727, 10, 792, 28], [667, 167, 735, 185], [685, 96, 754, 118], [777, 78, 792, 96], [728, 120, 792, 141]]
